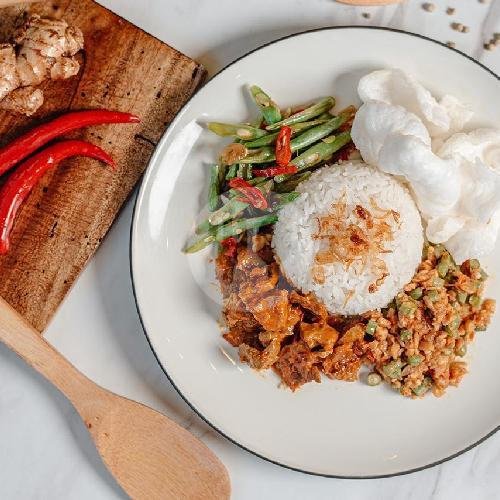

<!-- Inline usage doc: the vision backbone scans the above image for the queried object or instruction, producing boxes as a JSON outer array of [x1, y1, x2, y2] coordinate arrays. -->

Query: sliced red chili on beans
[[252, 165, 298, 177], [275, 126, 292, 167], [228, 178, 268, 209]]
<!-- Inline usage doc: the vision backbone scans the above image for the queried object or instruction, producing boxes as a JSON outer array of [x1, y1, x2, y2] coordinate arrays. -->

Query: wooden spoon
[[0, 297, 230, 500]]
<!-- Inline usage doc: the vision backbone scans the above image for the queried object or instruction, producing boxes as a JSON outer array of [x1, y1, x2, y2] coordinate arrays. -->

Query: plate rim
[[130, 25, 500, 479]]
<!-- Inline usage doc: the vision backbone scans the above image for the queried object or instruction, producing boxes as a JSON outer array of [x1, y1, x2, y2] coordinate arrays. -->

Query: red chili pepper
[[275, 126, 292, 167], [221, 237, 238, 258], [0, 140, 115, 255], [252, 165, 298, 177], [0, 110, 139, 177], [335, 142, 356, 162], [228, 178, 268, 209]]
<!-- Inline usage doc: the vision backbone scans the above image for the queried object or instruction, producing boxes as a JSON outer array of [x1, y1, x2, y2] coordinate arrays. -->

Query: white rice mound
[[272, 162, 424, 315]]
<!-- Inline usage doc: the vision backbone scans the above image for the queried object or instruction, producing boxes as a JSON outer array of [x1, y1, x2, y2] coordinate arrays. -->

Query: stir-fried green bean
[[197, 180, 274, 232], [184, 233, 216, 254], [239, 147, 275, 164], [208, 164, 222, 211], [269, 192, 300, 210], [274, 171, 311, 193], [250, 85, 282, 124], [274, 131, 352, 182], [215, 214, 278, 241], [208, 122, 268, 140], [187, 87, 356, 255], [244, 118, 329, 148], [241, 117, 351, 165], [366, 320, 378, 336], [225, 164, 238, 180], [412, 377, 432, 397], [289, 111, 352, 151], [265, 97, 335, 131], [195, 219, 212, 235], [382, 360, 403, 380]]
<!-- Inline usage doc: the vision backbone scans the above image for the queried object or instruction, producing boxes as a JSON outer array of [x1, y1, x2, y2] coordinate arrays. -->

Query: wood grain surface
[[0, 0, 206, 331]]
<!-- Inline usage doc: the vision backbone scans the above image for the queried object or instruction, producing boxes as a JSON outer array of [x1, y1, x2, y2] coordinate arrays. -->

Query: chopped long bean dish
[[183, 73, 497, 399]]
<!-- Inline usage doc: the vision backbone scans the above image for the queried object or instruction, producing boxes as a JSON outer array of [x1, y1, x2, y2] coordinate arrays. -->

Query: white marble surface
[[1, 1, 499, 498]]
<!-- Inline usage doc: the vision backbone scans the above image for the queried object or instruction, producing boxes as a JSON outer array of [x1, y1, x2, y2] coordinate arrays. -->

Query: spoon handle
[[0, 297, 100, 407]]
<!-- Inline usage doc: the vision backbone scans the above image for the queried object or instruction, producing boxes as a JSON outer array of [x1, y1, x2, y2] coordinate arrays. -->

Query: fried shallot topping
[[313, 199, 398, 293]]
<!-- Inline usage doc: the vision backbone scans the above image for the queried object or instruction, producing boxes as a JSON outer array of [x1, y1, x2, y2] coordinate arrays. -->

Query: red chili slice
[[252, 165, 298, 177], [228, 178, 268, 209], [0, 140, 115, 255], [0, 110, 139, 177], [275, 126, 292, 167], [220, 237, 238, 258]]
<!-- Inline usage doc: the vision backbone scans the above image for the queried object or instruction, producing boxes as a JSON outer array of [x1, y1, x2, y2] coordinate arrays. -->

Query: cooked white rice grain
[[272, 162, 424, 315]]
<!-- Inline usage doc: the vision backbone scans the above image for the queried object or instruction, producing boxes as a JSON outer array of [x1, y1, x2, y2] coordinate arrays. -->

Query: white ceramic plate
[[131, 27, 500, 478]]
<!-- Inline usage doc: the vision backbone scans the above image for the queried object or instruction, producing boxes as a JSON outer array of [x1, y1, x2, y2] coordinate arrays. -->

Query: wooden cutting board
[[0, 0, 206, 331]]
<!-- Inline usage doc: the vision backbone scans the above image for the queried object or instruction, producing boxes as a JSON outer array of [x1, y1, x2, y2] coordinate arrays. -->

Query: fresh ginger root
[[0, 15, 84, 116]]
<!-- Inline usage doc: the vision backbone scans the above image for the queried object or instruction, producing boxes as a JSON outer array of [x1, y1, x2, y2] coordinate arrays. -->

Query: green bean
[[457, 291, 468, 305], [407, 354, 422, 366], [208, 198, 249, 227], [243, 119, 352, 166], [215, 214, 279, 241], [382, 360, 403, 380], [250, 85, 281, 125], [290, 111, 352, 151], [269, 192, 300, 211], [437, 255, 452, 279], [265, 97, 335, 131], [195, 219, 212, 235], [225, 164, 238, 180], [445, 316, 461, 336], [205, 180, 273, 228], [367, 372, 382, 386], [479, 269, 488, 281], [398, 301, 416, 316], [274, 171, 312, 193], [412, 377, 432, 397], [426, 290, 440, 302], [208, 165, 222, 212], [236, 164, 246, 178], [456, 344, 467, 357], [433, 244, 445, 259], [245, 164, 253, 180], [184, 233, 216, 254], [410, 287, 423, 300], [239, 147, 275, 164], [208, 122, 268, 140], [469, 259, 480, 270], [245, 118, 329, 148], [433, 277, 445, 288], [399, 329, 412, 342], [469, 295, 481, 308], [366, 320, 377, 336], [275, 131, 352, 182]]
